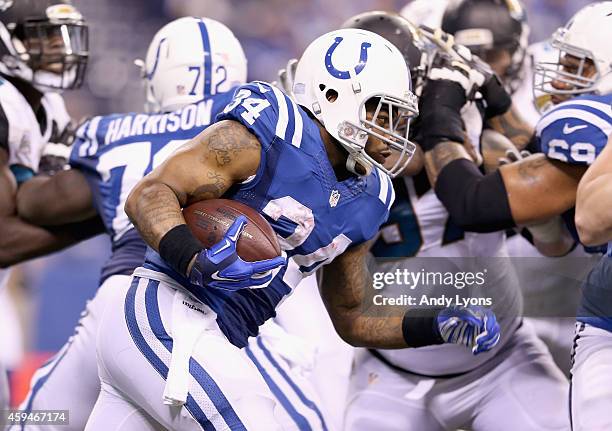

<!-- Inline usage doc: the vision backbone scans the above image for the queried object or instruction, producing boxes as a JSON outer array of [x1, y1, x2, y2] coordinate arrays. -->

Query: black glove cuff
[[482, 75, 512, 119], [159, 224, 203, 276], [402, 307, 445, 347], [417, 80, 467, 151]]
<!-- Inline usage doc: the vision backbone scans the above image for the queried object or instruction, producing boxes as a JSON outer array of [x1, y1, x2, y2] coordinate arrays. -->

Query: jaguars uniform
[[0, 75, 71, 424], [83, 81, 394, 430], [0, 75, 70, 288], [346, 99, 569, 431]]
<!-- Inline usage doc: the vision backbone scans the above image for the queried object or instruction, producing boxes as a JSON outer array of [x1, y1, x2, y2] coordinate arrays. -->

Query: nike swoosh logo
[[211, 239, 231, 256], [210, 271, 233, 281], [228, 229, 241, 242], [563, 123, 588, 134]]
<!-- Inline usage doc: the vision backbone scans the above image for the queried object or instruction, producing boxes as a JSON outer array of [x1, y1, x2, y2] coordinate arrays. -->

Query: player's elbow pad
[[435, 159, 515, 233]]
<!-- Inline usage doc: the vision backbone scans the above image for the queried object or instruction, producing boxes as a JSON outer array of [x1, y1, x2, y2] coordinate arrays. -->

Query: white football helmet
[[293, 29, 419, 177], [138, 17, 247, 113], [534, 1, 612, 99]]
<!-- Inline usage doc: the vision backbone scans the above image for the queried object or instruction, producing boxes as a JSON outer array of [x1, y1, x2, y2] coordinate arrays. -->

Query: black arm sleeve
[[434, 159, 515, 233]]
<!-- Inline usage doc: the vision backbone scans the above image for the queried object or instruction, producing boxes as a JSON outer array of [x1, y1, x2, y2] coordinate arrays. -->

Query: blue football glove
[[188, 215, 286, 292], [437, 306, 501, 355]]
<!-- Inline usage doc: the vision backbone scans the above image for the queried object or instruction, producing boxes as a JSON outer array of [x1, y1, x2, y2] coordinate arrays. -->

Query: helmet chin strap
[[346, 152, 372, 176]]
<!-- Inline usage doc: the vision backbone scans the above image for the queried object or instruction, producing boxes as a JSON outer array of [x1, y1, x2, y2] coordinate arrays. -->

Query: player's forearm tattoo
[[128, 182, 184, 250], [423, 141, 471, 186], [487, 107, 534, 150], [516, 154, 548, 185], [206, 121, 260, 168], [128, 120, 260, 250], [190, 171, 228, 204], [322, 248, 406, 348]]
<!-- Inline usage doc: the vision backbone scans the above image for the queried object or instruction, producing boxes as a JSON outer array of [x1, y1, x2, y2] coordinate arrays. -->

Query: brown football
[[183, 199, 281, 262]]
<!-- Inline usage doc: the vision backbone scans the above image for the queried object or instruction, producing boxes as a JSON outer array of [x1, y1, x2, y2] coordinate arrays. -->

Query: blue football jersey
[[537, 93, 612, 165], [536, 93, 612, 252], [70, 92, 235, 283], [538, 94, 612, 328], [577, 252, 612, 332], [144, 81, 395, 348]]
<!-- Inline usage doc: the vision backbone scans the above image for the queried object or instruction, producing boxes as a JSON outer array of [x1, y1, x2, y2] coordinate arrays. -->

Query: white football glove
[[428, 52, 488, 100]]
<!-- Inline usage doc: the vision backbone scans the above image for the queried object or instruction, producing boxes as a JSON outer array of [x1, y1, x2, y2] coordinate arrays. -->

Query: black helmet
[[441, 0, 528, 92], [0, 0, 88, 90], [341, 11, 430, 95]]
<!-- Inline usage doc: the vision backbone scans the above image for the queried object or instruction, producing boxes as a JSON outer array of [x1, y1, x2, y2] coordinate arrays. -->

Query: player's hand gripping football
[[437, 306, 501, 355], [188, 216, 286, 291]]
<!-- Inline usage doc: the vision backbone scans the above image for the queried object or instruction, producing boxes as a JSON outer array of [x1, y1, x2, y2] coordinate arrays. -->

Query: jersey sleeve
[[215, 82, 292, 151], [537, 103, 612, 166], [69, 116, 101, 174], [2, 100, 40, 171]]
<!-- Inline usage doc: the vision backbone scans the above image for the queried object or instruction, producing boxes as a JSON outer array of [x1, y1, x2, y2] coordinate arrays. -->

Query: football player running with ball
[[82, 29, 501, 430], [12, 16, 253, 431]]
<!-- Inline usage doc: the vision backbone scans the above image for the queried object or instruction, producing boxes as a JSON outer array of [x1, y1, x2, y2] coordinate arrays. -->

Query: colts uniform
[[84, 81, 394, 431], [17, 91, 335, 431], [505, 40, 593, 377], [0, 75, 70, 422], [14, 93, 241, 430], [345, 102, 569, 431], [541, 94, 612, 431]]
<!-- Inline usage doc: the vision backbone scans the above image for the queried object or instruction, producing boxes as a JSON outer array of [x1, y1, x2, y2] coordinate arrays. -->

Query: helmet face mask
[[294, 28, 419, 178], [339, 93, 418, 176], [20, 18, 88, 89], [533, 2, 612, 110], [0, 1, 88, 90], [534, 29, 600, 98]]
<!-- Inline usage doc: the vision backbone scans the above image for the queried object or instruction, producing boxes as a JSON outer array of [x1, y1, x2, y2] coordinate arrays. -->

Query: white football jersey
[[371, 103, 523, 375], [0, 77, 70, 172], [376, 101, 505, 258]]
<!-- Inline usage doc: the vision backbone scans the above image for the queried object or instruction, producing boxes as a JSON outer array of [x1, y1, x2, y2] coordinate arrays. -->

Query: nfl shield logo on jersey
[[329, 189, 340, 207]]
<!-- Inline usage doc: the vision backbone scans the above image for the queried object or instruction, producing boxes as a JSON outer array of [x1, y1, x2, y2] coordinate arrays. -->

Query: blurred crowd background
[[0, 0, 601, 405]]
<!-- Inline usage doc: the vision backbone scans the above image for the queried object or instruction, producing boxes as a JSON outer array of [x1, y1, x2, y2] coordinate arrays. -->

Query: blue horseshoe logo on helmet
[[145, 38, 167, 80], [325, 37, 372, 79]]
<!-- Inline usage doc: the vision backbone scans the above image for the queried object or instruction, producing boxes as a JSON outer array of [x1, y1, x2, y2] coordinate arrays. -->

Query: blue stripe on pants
[[126, 277, 247, 430], [258, 338, 328, 431], [245, 345, 312, 430], [125, 277, 215, 430]]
